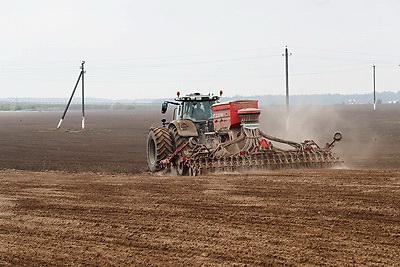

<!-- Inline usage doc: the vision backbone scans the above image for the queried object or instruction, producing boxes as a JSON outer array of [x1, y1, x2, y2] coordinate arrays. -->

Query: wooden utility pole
[[57, 61, 86, 130], [283, 46, 292, 131], [373, 64, 376, 111], [81, 61, 85, 129]]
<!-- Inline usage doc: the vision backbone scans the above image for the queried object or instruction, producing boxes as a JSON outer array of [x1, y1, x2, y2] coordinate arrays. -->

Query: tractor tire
[[169, 124, 191, 176], [147, 127, 173, 172], [169, 125, 189, 151]]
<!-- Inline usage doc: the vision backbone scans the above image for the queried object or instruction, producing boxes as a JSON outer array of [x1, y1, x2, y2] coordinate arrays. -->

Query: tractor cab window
[[173, 106, 181, 121], [182, 101, 214, 122]]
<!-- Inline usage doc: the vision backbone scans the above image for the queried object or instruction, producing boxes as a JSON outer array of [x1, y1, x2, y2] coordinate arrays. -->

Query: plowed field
[[1, 105, 399, 266]]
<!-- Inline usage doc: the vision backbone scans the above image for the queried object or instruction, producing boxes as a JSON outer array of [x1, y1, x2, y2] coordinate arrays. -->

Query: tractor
[[146, 91, 342, 175]]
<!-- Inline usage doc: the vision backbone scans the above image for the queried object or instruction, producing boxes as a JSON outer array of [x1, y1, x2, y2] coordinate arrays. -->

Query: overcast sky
[[1, 0, 400, 100]]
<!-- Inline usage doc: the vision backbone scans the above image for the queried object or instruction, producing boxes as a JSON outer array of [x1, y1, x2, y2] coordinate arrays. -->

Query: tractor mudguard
[[169, 120, 198, 137]]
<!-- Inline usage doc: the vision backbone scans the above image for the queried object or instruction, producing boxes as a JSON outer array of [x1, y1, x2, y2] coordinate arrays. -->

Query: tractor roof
[[175, 92, 220, 102]]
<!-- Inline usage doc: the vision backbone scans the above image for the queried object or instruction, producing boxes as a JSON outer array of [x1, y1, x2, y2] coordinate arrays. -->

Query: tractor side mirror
[[161, 102, 168, 114]]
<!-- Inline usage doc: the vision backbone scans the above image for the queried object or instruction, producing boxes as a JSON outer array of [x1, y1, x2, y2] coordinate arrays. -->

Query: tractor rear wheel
[[169, 124, 189, 151], [147, 127, 173, 172], [169, 124, 191, 176]]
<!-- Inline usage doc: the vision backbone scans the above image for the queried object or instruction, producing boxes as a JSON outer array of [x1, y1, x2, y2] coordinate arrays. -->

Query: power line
[[292, 46, 400, 58]]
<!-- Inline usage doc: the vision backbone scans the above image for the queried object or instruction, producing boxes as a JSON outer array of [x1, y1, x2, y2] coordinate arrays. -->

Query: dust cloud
[[258, 104, 398, 169]]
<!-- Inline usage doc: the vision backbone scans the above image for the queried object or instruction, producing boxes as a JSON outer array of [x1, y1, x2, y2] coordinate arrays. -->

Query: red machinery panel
[[212, 100, 258, 131]]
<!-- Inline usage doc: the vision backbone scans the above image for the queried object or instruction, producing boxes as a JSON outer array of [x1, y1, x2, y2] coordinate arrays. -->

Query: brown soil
[[0, 105, 399, 265]]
